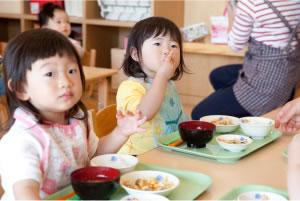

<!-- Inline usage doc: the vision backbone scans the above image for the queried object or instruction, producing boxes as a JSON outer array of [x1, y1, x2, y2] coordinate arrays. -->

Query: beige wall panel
[[175, 53, 243, 105], [184, 0, 226, 28]]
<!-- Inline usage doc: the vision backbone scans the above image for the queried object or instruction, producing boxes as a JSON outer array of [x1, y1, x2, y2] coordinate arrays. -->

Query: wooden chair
[[81, 49, 97, 97], [0, 95, 8, 138], [82, 48, 96, 67], [91, 104, 117, 138], [0, 41, 7, 56], [0, 176, 3, 198]]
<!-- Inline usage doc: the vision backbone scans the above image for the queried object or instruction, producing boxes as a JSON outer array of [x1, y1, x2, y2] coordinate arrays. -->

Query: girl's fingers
[[136, 128, 147, 132], [137, 116, 147, 125]]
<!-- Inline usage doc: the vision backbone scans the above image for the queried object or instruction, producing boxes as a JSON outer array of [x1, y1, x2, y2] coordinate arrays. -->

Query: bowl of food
[[216, 134, 253, 152], [120, 193, 170, 201], [240, 117, 274, 139], [71, 166, 120, 200], [90, 154, 138, 175], [237, 191, 288, 201], [200, 115, 240, 133], [178, 121, 215, 148], [120, 170, 180, 197]]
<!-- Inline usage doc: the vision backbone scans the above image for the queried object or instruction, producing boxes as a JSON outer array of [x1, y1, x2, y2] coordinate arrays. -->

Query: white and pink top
[[229, 0, 300, 51], [0, 108, 99, 200]]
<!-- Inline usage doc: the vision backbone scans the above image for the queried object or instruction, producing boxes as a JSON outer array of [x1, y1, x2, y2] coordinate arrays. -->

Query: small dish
[[120, 170, 180, 197], [90, 154, 138, 175], [240, 117, 274, 139], [237, 191, 288, 201], [216, 134, 252, 152], [200, 115, 240, 133], [120, 193, 170, 201]]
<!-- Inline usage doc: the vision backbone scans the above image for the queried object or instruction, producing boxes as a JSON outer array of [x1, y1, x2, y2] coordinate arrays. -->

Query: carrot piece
[[168, 139, 184, 147], [58, 191, 76, 200]]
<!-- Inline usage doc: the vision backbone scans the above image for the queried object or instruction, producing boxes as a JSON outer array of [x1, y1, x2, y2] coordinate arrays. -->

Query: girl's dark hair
[[122, 16, 188, 81], [38, 2, 64, 27], [2, 28, 87, 131]]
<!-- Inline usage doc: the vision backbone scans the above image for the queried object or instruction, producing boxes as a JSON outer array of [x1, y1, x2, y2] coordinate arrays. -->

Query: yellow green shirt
[[116, 77, 187, 155]]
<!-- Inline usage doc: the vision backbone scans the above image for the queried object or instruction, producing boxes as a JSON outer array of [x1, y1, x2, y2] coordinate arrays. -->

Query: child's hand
[[157, 51, 177, 80], [275, 98, 300, 132], [116, 109, 147, 137]]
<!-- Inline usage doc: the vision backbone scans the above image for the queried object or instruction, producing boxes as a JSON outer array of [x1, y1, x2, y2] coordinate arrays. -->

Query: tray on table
[[219, 184, 288, 200], [45, 162, 212, 200], [283, 148, 288, 158], [157, 128, 281, 163]]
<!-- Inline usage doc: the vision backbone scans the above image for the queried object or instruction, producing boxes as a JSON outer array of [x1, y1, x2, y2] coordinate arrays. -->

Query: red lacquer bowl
[[178, 121, 215, 148], [71, 166, 120, 200]]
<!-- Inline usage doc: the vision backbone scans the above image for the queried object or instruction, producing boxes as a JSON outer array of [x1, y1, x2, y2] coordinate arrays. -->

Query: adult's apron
[[233, 0, 300, 116]]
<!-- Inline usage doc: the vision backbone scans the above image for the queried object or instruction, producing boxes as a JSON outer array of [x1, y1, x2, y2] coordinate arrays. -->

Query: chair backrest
[[0, 176, 3, 198], [0, 95, 8, 138], [0, 41, 8, 56], [92, 104, 117, 138], [82, 48, 96, 67]]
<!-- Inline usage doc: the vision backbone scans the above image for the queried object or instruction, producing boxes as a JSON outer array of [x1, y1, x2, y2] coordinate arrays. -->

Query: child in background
[[275, 98, 300, 200], [116, 17, 188, 155], [38, 2, 84, 58], [0, 29, 146, 200]]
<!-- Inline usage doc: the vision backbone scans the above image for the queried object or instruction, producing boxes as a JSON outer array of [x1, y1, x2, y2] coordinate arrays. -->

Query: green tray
[[157, 128, 281, 163], [45, 162, 212, 200], [283, 148, 288, 158], [219, 184, 288, 200]]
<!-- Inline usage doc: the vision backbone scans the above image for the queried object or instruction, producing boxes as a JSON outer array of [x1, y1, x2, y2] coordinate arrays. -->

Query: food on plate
[[122, 175, 174, 191], [210, 117, 233, 125], [168, 139, 184, 147], [241, 119, 269, 126], [218, 136, 248, 144]]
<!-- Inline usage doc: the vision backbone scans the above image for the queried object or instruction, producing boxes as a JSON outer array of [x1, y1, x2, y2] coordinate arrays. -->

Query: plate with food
[[200, 115, 240, 133]]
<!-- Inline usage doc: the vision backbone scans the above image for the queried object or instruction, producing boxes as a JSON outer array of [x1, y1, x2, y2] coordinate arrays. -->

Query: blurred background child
[[0, 28, 146, 200], [38, 2, 84, 58], [116, 17, 189, 155]]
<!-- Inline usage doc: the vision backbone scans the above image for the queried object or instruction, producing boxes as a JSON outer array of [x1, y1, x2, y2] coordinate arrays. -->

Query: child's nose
[[163, 46, 171, 54], [59, 75, 71, 88]]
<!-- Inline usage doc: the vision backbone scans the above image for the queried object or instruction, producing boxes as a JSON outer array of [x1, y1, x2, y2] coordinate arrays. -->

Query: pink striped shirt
[[228, 0, 300, 52]]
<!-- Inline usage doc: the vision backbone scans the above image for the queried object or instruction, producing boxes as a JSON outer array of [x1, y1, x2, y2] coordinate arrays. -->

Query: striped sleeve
[[228, 0, 256, 52]]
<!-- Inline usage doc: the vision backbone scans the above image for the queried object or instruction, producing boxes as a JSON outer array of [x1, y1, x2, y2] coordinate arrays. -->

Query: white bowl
[[120, 194, 170, 201], [237, 191, 288, 201], [90, 154, 138, 175], [200, 115, 240, 133], [240, 117, 274, 139], [120, 170, 180, 197], [216, 134, 253, 152]]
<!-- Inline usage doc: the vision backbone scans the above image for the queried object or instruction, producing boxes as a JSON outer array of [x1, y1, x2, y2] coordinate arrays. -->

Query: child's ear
[[130, 47, 139, 62], [8, 79, 30, 101]]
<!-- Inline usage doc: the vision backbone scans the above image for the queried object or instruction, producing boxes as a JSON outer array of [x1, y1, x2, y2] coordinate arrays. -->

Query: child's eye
[[154, 43, 160, 46], [171, 44, 178, 48], [45, 72, 55, 77], [56, 20, 61, 24], [69, 69, 77, 74]]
